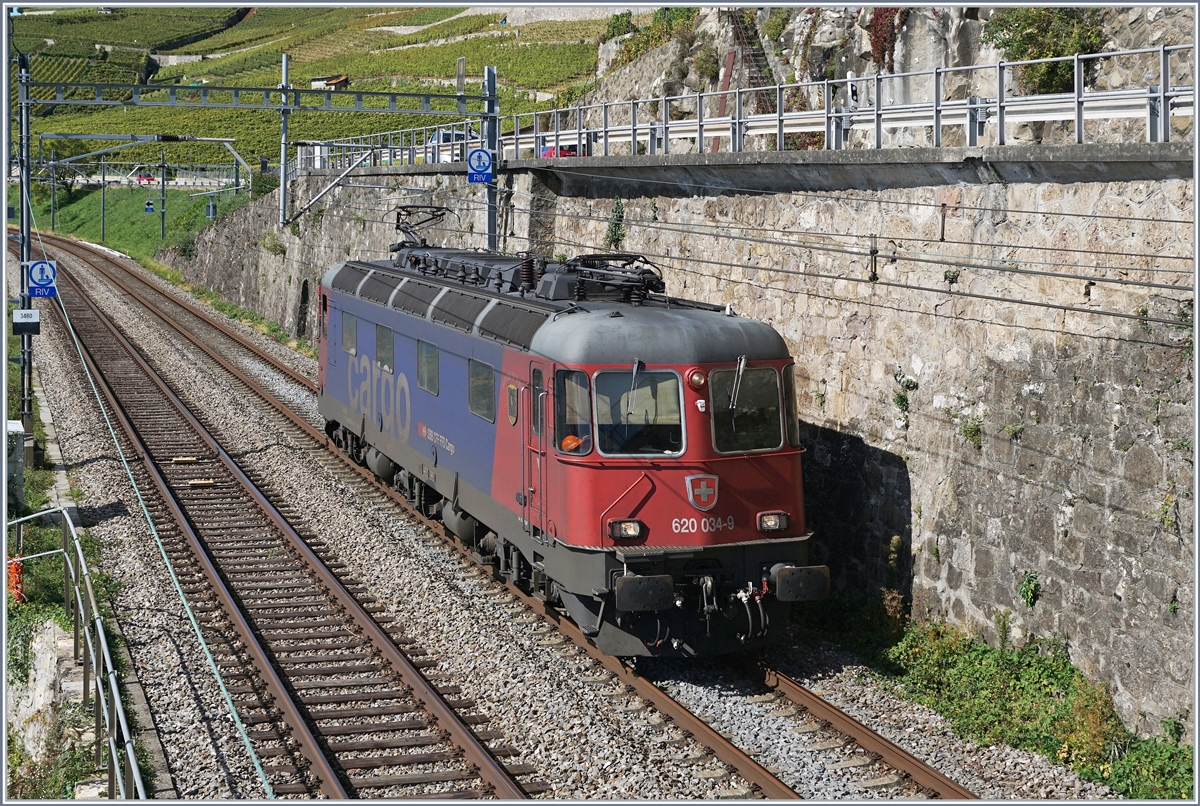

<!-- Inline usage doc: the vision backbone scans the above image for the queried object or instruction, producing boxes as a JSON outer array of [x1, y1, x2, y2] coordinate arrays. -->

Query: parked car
[[540, 144, 580, 158], [136, 172, 154, 185]]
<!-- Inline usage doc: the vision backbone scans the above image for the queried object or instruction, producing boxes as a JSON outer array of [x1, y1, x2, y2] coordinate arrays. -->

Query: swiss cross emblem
[[685, 475, 719, 512]]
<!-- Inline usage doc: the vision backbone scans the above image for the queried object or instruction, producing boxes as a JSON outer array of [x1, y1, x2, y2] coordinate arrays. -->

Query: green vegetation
[[1003, 423, 1024, 441], [893, 389, 910, 412], [11, 7, 242, 55], [888, 621, 1193, 799], [8, 181, 252, 264], [604, 195, 626, 250], [959, 415, 983, 449], [762, 8, 791, 43], [695, 45, 720, 84], [16, 7, 603, 171], [1018, 571, 1040, 608], [603, 11, 636, 43], [611, 8, 699, 71], [981, 9, 1106, 94], [372, 13, 504, 50]]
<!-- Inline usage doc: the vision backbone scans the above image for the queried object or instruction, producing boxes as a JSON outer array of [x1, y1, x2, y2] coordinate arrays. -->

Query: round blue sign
[[468, 148, 492, 173], [29, 260, 56, 287]]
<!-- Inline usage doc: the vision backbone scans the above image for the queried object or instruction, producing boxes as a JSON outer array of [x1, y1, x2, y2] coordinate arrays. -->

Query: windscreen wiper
[[728, 355, 746, 433]]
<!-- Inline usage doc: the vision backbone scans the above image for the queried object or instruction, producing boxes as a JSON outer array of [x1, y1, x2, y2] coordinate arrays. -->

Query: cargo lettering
[[349, 355, 410, 444]]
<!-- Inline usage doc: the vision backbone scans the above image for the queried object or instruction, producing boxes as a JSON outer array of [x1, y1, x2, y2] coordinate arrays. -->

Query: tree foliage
[[981, 8, 1106, 94]]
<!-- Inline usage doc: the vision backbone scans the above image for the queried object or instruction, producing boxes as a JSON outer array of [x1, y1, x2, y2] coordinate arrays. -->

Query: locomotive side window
[[320, 294, 327, 339], [555, 370, 592, 454], [376, 324, 394, 374], [342, 312, 357, 356], [709, 366, 784, 453], [531, 368, 545, 436], [417, 340, 439, 395], [783, 365, 801, 447], [468, 359, 496, 422], [594, 371, 683, 456], [507, 384, 518, 425]]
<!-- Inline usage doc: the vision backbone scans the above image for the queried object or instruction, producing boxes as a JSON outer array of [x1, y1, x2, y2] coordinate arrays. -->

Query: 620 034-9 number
[[672, 516, 735, 534]]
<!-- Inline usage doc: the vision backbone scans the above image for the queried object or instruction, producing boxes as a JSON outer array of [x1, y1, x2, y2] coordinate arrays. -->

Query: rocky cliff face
[[579, 6, 1193, 148]]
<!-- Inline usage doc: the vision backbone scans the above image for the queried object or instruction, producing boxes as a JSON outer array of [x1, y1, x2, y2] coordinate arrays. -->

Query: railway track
[[51, 262, 541, 798], [32, 235, 976, 799]]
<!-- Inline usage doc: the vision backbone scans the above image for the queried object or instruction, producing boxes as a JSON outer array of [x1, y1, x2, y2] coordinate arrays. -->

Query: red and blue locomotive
[[317, 222, 828, 657]]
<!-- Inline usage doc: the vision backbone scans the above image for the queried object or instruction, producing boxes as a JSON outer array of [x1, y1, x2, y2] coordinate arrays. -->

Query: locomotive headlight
[[687, 370, 707, 390], [757, 512, 789, 532], [609, 519, 644, 539]]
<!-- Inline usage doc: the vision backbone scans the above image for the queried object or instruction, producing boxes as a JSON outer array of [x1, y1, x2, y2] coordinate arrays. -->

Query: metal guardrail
[[301, 43, 1193, 170], [7, 508, 148, 800]]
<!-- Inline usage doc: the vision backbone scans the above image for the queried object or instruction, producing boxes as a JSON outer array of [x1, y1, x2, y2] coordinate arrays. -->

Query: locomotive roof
[[322, 260, 790, 364]]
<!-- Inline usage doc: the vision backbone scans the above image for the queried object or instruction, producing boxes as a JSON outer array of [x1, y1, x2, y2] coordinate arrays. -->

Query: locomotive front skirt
[[317, 249, 829, 657]]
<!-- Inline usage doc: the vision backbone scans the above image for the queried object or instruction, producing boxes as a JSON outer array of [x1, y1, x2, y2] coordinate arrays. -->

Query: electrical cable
[[422, 217, 1193, 329], [345, 178, 1194, 279], [409, 186, 1196, 299]]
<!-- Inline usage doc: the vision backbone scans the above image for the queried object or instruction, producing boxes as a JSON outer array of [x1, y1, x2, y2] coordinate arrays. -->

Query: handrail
[[7, 507, 148, 799], [300, 42, 1193, 169]]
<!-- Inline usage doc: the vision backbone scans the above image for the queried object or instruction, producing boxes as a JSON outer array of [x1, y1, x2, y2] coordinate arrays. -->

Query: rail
[[7, 508, 149, 800], [300, 43, 1193, 169]]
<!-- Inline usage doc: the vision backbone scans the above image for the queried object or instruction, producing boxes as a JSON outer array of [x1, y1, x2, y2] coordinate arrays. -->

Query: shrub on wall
[[981, 8, 1106, 94]]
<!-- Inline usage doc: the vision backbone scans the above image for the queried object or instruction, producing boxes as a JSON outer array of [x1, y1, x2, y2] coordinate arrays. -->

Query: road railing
[[303, 43, 1192, 169]]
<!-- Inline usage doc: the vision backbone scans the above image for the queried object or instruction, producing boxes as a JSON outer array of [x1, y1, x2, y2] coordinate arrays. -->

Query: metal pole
[[18, 53, 34, 466], [159, 150, 166, 240], [997, 61, 1006, 145], [100, 156, 106, 241], [933, 67, 942, 147], [1073, 54, 1084, 144], [1158, 44, 1170, 143], [874, 73, 883, 148], [696, 93, 704, 153], [776, 85, 784, 149], [485, 65, 498, 252], [50, 149, 57, 231], [279, 53, 290, 226]]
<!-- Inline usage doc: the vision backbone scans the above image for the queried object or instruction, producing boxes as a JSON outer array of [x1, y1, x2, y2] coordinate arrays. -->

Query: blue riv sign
[[467, 148, 493, 183]]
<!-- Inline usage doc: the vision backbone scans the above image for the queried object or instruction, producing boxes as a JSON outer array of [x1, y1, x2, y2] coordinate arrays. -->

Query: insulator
[[574, 277, 587, 301], [630, 286, 644, 307], [519, 256, 535, 292], [535, 257, 547, 280]]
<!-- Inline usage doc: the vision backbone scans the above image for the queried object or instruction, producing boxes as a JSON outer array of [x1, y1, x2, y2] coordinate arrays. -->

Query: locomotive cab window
[[342, 312, 357, 356], [555, 370, 592, 454], [709, 366, 784, 453], [468, 359, 495, 422], [376, 324, 394, 373], [320, 295, 328, 339], [594, 370, 683, 456], [417, 340, 439, 395]]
